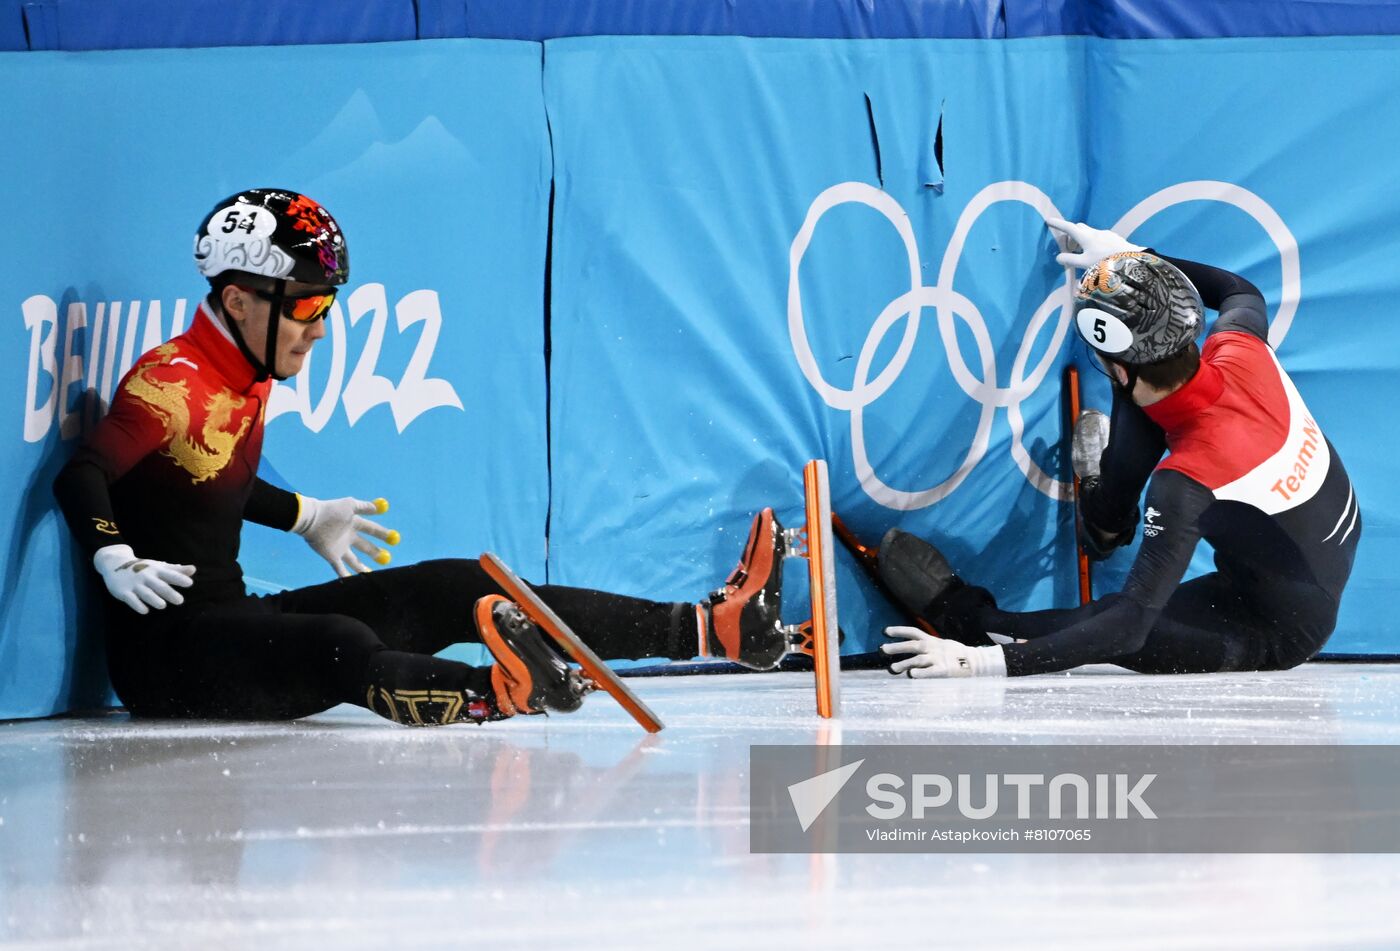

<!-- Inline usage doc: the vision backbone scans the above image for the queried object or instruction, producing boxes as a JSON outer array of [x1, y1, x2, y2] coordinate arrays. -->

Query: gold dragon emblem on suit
[[124, 344, 254, 484]]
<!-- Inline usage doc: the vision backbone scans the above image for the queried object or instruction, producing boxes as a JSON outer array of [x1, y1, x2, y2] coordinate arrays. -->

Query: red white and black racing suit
[[967, 257, 1359, 676]]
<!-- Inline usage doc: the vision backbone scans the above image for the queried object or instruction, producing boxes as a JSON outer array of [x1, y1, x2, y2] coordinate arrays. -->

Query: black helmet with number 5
[[194, 188, 349, 286], [1073, 252, 1203, 366]]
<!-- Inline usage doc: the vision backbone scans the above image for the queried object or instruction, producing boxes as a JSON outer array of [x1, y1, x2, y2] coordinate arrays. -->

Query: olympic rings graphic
[[788, 179, 1300, 511]]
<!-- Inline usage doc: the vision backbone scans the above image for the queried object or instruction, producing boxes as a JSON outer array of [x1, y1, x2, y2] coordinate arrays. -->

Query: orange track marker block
[[1066, 365, 1093, 606], [787, 460, 841, 719]]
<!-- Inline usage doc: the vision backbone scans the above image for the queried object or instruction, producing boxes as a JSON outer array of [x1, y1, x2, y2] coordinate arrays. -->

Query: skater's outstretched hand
[[293, 495, 401, 578], [93, 544, 196, 614], [882, 626, 1007, 679], [1046, 218, 1143, 271]]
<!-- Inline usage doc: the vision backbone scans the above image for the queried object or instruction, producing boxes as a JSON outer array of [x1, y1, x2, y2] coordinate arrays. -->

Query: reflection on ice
[[1, 665, 1399, 948]]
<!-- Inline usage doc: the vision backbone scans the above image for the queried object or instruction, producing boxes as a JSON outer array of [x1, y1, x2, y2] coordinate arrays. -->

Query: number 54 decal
[[267, 284, 464, 433]]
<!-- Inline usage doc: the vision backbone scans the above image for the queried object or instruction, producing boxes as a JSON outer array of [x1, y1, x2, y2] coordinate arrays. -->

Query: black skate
[[700, 507, 787, 670], [877, 528, 963, 619], [476, 595, 589, 717], [877, 529, 996, 646]]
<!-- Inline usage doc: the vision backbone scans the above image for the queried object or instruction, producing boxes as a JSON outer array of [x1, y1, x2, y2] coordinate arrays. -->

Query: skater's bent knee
[[314, 614, 383, 652]]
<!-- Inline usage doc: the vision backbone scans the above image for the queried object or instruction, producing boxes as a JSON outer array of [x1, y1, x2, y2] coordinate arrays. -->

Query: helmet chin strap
[[264, 280, 288, 382], [221, 279, 288, 383]]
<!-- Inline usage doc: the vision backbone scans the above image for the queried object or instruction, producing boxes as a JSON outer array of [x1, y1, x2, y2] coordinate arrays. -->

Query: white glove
[[1045, 217, 1143, 271], [293, 495, 401, 578], [93, 544, 196, 615], [882, 626, 1007, 679]]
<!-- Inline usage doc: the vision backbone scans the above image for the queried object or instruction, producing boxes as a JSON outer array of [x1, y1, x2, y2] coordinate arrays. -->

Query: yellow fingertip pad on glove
[[385, 530, 401, 546], [373, 498, 390, 514], [374, 550, 392, 566]]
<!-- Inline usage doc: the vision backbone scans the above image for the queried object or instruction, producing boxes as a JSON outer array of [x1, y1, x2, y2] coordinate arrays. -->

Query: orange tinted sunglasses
[[237, 285, 337, 323]]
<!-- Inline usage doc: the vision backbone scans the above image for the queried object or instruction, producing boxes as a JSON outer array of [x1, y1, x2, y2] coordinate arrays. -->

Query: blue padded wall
[[541, 34, 1400, 660], [0, 39, 552, 719], [14, 0, 1400, 51], [2, 1, 25, 49], [21, 0, 416, 51], [1004, 0, 1400, 38], [419, 0, 1006, 40], [422, 0, 1400, 40]]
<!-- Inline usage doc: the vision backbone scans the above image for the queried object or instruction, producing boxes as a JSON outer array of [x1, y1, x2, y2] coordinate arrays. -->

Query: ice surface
[[3, 664, 1400, 950]]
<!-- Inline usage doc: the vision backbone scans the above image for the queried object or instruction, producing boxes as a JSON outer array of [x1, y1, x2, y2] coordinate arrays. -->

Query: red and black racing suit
[[967, 256, 1359, 676], [53, 299, 694, 722]]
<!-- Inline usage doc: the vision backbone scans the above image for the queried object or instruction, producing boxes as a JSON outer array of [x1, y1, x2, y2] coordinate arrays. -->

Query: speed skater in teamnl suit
[[52, 188, 792, 726], [876, 219, 1360, 680]]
